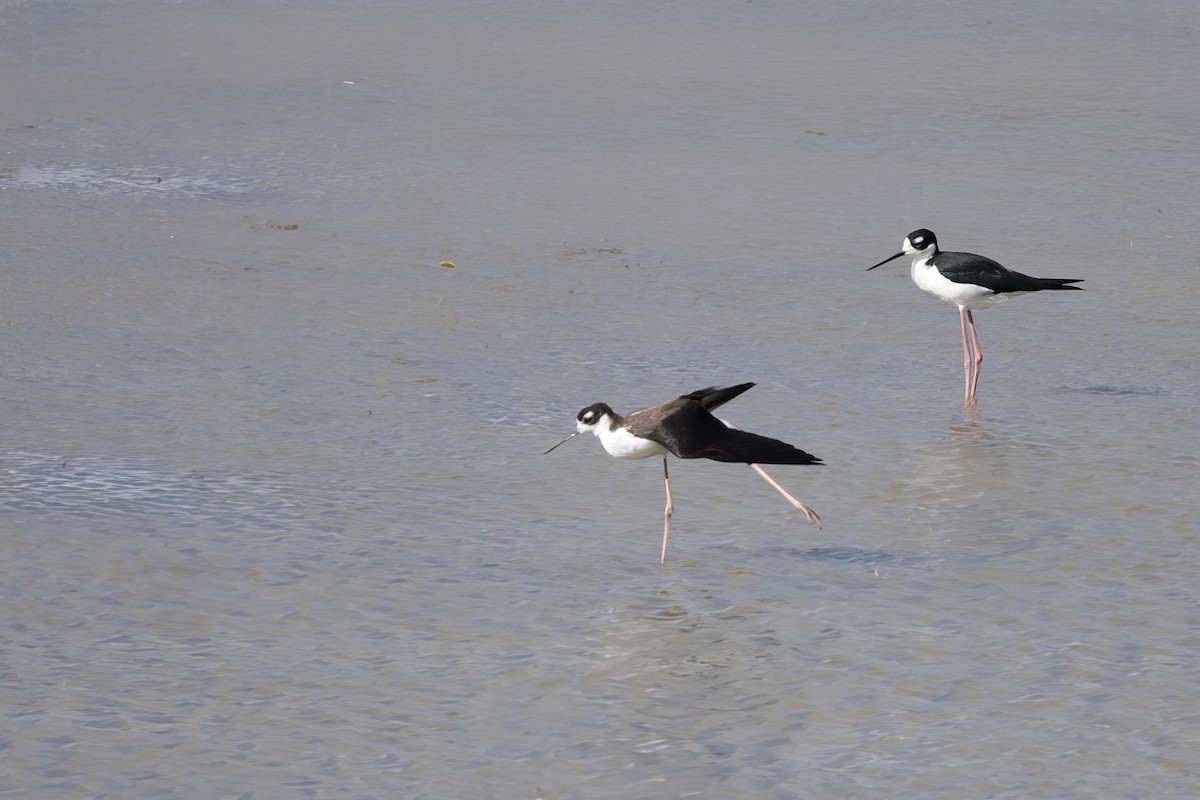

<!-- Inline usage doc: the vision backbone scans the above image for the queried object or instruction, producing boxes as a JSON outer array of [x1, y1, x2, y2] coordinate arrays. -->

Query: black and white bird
[[868, 229, 1083, 405], [544, 382, 822, 564]]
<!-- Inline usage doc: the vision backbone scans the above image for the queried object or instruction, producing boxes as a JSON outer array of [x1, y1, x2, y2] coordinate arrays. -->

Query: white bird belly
[[597, 426, 668, 460]]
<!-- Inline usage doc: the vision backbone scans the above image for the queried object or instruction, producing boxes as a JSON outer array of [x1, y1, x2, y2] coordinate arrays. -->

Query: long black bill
[[866, 251, 905, 271], [543, 432, 581, 454]]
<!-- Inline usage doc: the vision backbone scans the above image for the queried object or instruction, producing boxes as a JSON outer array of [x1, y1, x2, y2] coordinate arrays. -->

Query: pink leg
[[965, 309, 983, 404], [749, 464, 821, 526], [959, 307, 974, 404], [660, 457, 673, 564]]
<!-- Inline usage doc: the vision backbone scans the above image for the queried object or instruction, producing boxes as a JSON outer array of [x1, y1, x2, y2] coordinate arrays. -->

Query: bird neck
[[911, 252, 937, 277], [590, 412, 620, 441]]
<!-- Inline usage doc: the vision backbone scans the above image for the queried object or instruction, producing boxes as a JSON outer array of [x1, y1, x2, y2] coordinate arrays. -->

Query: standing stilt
[[867, 228, 1083, 404]]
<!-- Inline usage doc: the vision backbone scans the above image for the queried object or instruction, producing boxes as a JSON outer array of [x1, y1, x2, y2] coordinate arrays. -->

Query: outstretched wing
[[694, 427, 823, 465]]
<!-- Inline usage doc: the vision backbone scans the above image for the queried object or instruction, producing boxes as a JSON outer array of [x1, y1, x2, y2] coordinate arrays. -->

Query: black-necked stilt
[[867, 229, 1083, 405], [544, 382, 822, 564]]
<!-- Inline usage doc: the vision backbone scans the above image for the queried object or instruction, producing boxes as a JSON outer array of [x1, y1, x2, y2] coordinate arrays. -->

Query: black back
[[627, 400, 733, 459]]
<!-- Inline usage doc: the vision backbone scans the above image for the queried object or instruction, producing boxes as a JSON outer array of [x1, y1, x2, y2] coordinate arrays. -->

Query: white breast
[[911, 257, 1009, 310]]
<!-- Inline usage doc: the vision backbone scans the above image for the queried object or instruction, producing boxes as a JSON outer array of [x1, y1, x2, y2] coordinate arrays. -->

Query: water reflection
[[878, 409, 1083, 560]]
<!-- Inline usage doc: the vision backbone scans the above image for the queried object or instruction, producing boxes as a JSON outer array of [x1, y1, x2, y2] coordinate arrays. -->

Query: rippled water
[[2, 1, 1199, 797]]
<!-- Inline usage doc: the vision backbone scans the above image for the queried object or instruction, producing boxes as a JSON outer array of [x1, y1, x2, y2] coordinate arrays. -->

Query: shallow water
[[2, 1, 1199, 797]]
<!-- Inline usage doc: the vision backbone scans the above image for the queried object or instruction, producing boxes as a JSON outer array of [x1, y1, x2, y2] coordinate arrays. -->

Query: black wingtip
[[681, 382, 757, 412], [1038, 277, 1084, 290]]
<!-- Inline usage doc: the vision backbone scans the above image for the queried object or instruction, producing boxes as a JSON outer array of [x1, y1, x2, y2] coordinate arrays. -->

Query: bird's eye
[[582, 412, 594, 423]]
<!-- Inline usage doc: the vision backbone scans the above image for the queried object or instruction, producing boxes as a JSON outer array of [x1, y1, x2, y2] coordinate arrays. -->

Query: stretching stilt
[[749, 463, 821, 526]]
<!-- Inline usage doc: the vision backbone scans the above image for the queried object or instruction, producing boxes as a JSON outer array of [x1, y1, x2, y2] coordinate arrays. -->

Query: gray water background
[[2, 0, 1198, 797]]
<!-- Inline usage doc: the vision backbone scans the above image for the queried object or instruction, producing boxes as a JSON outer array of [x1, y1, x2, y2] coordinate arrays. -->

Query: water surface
[[2, 1, 1199, 797]]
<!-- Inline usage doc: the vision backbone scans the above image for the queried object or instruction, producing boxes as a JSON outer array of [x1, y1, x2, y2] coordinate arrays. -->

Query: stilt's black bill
[[543, 432, 581, 454], [867, 252, 905, 271]]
